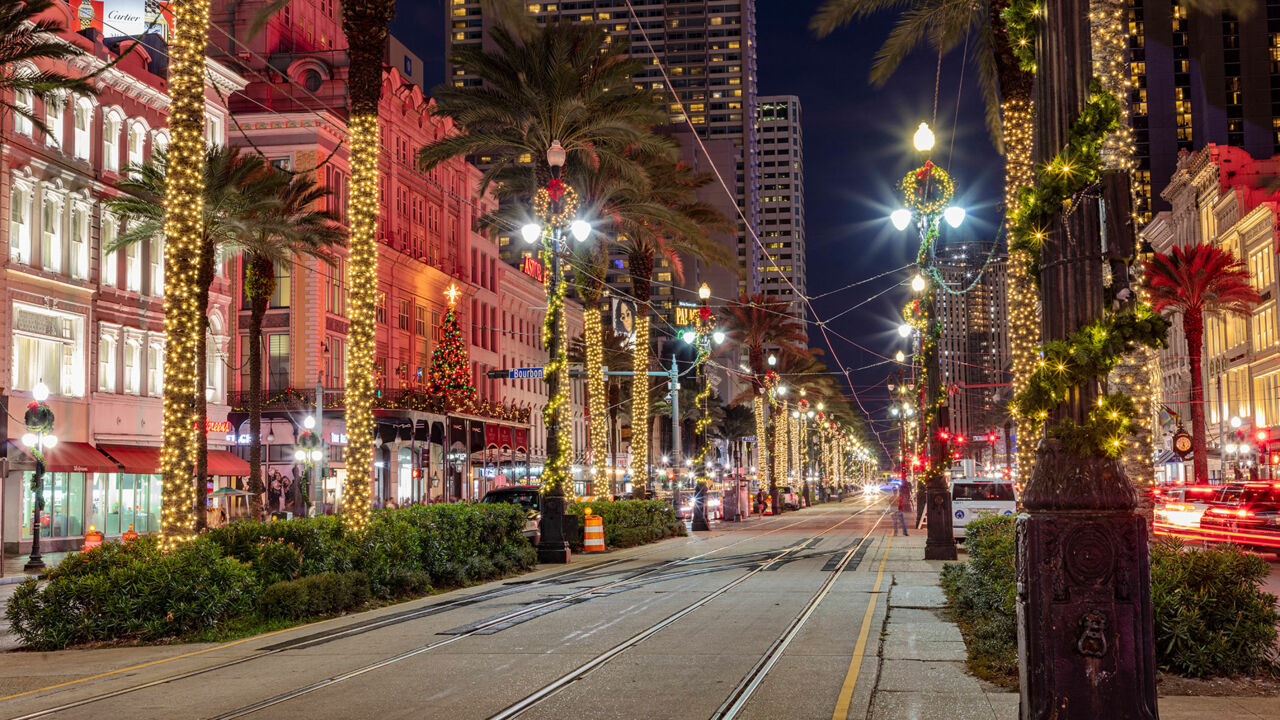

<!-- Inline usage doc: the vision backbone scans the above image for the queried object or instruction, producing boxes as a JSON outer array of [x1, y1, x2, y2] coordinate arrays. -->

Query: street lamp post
[[890, 121, 963, 561], [294, 415, 324, 517], [684, 283, 724, 531], [522, 141, 593, 564], [23, 382, 57, 571]]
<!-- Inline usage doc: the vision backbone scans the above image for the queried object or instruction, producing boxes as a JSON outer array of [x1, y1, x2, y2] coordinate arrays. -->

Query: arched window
[[152, 130, 169, 154], [14, 88, 34, 136], [127, 120, 147, 167], [73, 97, 93, 161], [102, 110, 123, 172], [8, 181, 34, 264], [98, 332, 117, 393], [44, 92, 65, 149], [124, 339, 141, 394]]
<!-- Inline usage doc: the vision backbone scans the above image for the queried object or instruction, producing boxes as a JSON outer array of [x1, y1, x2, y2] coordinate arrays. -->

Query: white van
[[951, 478, 1016, 541]]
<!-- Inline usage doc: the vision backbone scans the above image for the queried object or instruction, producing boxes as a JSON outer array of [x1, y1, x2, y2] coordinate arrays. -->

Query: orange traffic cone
[[764, 495, 773, 516], [583, 511, 605, 551]]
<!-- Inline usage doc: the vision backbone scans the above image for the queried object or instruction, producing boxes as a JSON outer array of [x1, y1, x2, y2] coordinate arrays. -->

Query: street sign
[[507, 367, 544, 380]]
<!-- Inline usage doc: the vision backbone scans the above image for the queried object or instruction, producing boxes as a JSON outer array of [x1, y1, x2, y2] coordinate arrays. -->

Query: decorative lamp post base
[[1016, 440, 1158, 719], [23, 556, 45, 572], [537, 491, 572, 564], [923, 483, 958, 560], [691, 482, 711, 531]]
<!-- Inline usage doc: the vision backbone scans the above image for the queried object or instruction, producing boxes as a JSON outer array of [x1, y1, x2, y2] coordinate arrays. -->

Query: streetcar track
[[487, 507, 888, 720], [4, 502, 876, 720]]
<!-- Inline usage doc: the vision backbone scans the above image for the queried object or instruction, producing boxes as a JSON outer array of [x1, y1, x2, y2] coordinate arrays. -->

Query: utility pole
[[670, 359, 680, 501]]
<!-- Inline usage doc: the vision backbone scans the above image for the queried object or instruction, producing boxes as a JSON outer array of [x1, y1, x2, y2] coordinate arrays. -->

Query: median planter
[[5, 504, 537, 650], [940, 515, 1280, 685], [566, 500, 685, 549]]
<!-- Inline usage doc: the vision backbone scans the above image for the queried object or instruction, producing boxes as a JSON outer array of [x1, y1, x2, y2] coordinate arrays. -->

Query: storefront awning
[[207, 450, 250, 476], [98, 445, 161, 473], [8, 440, 118, 473]]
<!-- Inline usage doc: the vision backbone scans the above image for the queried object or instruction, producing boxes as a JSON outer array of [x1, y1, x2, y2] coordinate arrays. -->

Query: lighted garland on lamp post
[[521, 141, 593, 563], [158, 0, 211, 548], [682, 284, 725, 531], [889, 121, 964, 561]]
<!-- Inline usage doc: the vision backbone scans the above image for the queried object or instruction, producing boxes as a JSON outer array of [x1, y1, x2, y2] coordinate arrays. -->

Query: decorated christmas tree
[[426, 284, 478, 408]]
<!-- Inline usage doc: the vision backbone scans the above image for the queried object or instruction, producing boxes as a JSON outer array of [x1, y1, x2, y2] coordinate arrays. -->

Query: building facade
[[754, 95, 806, 320], [1143, 144, 1280, 483], [934, 239, 1010, 442], [208, 0, 591, 506], [1126, 0, 1280, 223], [2, 3, 247, 553]]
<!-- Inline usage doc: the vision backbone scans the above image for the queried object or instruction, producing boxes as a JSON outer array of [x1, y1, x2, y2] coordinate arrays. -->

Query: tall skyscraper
[[755, 95, 806, 321], [446, 1, 760, 302], [934, 240, 1009, 439], [1127, 0, 1280, 222]]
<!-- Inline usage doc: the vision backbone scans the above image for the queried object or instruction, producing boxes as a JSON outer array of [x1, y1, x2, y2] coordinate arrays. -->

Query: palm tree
[[418, 22, 669, 193], [339, 0, 397, 531], [1144, 244, 1261, 484], [241, 171, 343, 520], [618, 156, 735, 496], [1, 0, 95, 144], [722, 293, 809, 380], [106, 145, 288, 529]]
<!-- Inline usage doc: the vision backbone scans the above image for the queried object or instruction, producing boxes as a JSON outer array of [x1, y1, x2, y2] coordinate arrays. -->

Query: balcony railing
[[228, 387, 530, 424]]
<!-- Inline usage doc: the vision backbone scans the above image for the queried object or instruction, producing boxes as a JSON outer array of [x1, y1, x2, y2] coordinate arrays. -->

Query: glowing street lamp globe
[[570, 219, 591, 242], [912, 122, 935, 152], [520, 223, 541, 244], [911, 274, 927, 292], [890, 208, 912, 231], [898, 323, 913, 338], [943, 206, 966, 228]]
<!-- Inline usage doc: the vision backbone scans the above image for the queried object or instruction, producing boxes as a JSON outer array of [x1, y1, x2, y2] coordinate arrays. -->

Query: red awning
[[10, 441, 118, 473], [207, 449, 250, 476], [97, 445, 161, 474]]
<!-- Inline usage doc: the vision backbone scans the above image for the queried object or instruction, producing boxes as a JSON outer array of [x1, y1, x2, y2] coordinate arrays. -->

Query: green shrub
[[249, 539, 303, 587], [260, 572, 371, 620], [940, 515, 1018, 684], [4, 536, 256, 650], [7, 504, 539, 650], [567, 500, 685, 548], [941, 517, 1280, 682], [1150, 538, 1279, 677]]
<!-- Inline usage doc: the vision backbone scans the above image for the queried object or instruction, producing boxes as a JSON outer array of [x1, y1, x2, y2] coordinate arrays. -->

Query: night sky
[[391, 1, 1004, 453]]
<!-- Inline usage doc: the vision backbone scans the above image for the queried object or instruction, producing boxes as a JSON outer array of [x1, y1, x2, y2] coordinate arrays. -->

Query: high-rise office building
[[934, 240, 1009, 440], [755, 95, 806, 321], [1127, 0, 1280, 223], [446, 1, 760, 301]]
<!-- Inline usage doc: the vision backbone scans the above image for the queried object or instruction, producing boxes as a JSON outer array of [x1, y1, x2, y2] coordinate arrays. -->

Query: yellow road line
[[830, 537, 891, 720], [0, 616, 343, 704]]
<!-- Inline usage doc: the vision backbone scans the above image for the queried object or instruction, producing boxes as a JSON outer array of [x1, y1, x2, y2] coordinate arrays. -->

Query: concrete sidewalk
[[865, 534, 1280, 720]]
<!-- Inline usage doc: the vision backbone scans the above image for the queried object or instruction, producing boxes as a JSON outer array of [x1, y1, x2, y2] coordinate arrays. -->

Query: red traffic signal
[[1271, 452, 1280, 466], [1001, 467, 1011, 479], [987, 432, 997, 443], [939, 430, 950, 441], [1256, 429, 1269, 442]]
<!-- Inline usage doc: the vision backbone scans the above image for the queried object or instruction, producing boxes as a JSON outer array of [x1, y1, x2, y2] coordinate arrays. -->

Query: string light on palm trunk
[[585, 309, 608, 486], [159, 0, 211, 548]]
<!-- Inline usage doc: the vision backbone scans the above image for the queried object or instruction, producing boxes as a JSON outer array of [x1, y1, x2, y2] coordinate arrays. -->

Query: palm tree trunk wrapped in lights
[[158, 0, 211, 547], [773, 399, 787, 497], [753, 396, 767, 488], [340, 0, 396, 531], [628, 313, 651, 494]]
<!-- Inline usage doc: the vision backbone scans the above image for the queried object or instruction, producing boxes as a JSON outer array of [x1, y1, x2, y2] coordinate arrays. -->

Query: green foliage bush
[[567, 499, 685, 548], [4, 536, 256, 650], [259, 572, 371, 620], [7, 504, 537, 649], [939, 515, 1019, 684], [940, 517, 1280, 682], [1150, 538, 1279, 677]]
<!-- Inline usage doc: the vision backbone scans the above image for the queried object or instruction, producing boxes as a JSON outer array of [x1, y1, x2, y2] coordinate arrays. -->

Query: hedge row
[[5, 504, 535, 650], [940, 515, 1280, 682], [567, 499, 685, 549]]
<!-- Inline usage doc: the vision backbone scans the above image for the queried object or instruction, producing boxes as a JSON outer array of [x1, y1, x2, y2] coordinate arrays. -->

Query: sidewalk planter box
[[567, 500, 684, 549]]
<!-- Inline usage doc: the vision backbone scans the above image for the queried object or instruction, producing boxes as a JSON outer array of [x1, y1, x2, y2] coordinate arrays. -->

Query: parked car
[[677, 491, 723, 521], [951, 478, 1016, 541], [1197, 482, 1280, 558], [779, 485, 801, 511], [480, 485, 541, 543]]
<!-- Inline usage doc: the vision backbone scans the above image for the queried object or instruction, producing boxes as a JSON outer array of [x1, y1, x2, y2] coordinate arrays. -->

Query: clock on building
[[1172, 431, 1193, 459]]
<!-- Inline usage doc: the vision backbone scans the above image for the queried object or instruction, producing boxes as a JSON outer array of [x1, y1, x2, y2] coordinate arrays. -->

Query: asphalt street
[[0, 497, 897, 720]]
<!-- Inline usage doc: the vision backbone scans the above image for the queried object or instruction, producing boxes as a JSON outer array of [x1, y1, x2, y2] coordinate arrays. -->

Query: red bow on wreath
[[698, 305, 713, 322], [547, 178, 567, 203], [914, 161, 935, 183]]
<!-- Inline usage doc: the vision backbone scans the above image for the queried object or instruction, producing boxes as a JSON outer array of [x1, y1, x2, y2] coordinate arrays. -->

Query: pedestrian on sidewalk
[[892, 483, 911, 536]]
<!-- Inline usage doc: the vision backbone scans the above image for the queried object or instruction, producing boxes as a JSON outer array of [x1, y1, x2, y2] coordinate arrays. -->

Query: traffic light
[[1001, 467, 1011, 480], [987, 432, 997, 443]]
